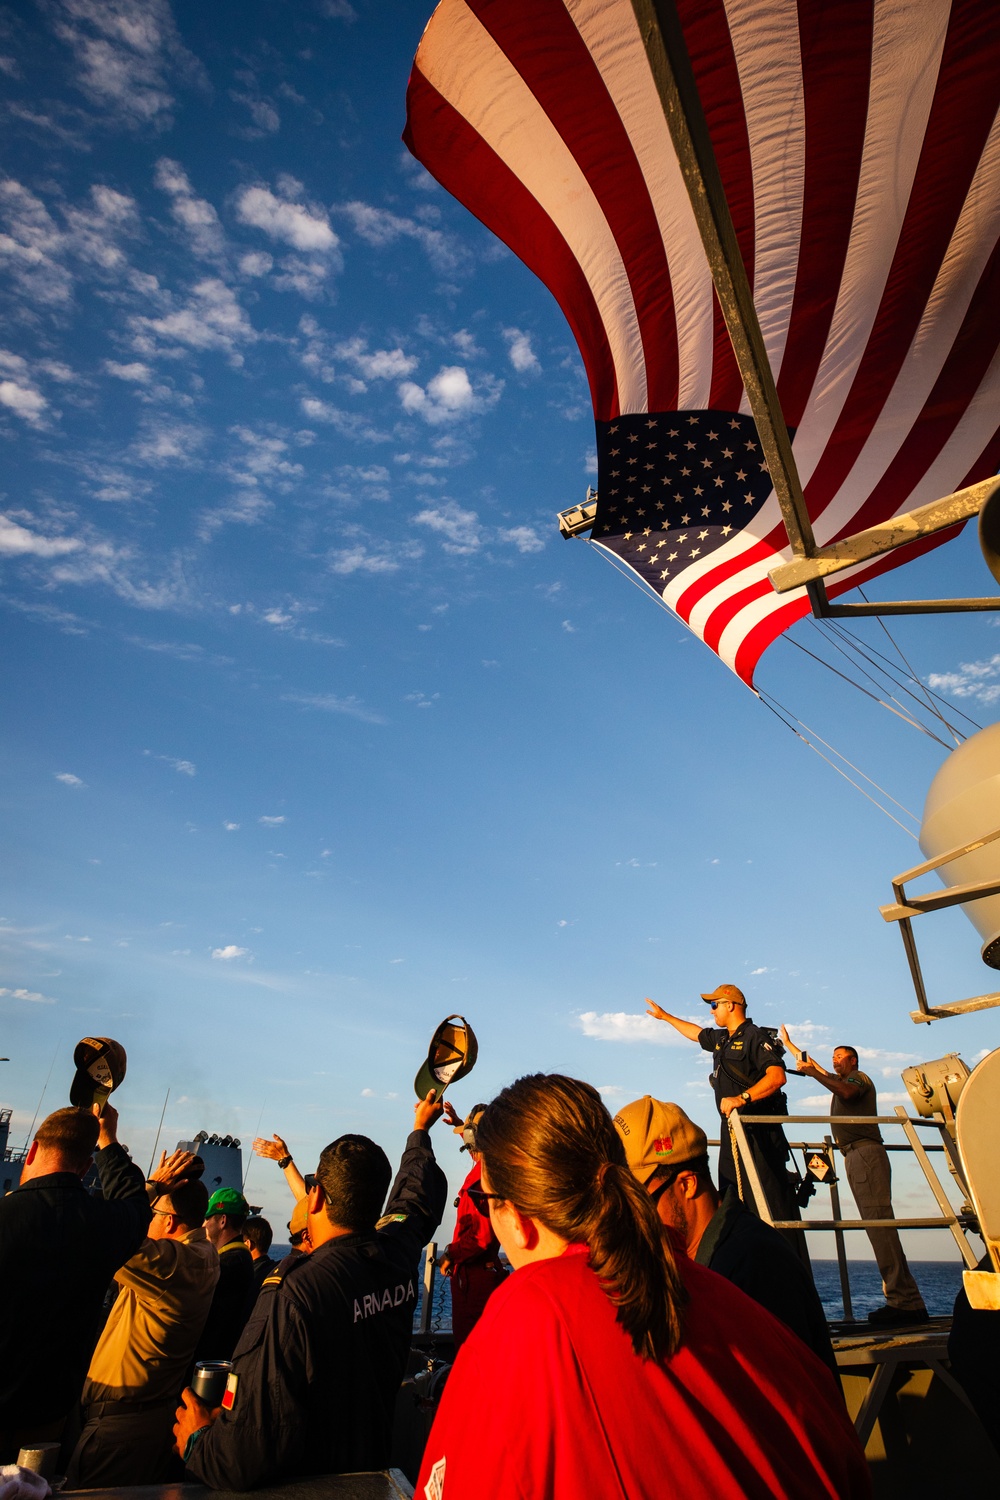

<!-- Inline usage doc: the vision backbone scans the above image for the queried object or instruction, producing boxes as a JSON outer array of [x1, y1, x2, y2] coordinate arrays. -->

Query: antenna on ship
[[147, 1087, 170, 1176]]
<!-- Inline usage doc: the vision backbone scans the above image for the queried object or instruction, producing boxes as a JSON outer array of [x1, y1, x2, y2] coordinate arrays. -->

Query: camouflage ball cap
[[613, 1096, 709, 1185], [205, 1187, 250, 1219]]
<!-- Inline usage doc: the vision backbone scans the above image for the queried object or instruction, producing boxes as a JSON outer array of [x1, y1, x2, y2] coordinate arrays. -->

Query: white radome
[[920, 721, 1000, 969]]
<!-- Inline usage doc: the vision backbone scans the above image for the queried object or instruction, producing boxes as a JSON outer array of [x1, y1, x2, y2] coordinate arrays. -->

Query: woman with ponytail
[[418, 1074, 869, 1500]]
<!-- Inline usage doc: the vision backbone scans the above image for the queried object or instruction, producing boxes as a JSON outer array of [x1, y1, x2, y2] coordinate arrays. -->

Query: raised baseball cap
[[205, 1187, 250, 1220], [613, 1097, 709, 1185], [69, 1036, 127, 1109], [414, 1015, 478, 1100], [700, 983, 746, 1006]]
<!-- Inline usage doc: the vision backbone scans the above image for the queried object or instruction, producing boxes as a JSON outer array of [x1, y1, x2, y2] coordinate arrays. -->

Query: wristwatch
[[276, 1155, 292, 1171], [740, 1091, 752, 1104]]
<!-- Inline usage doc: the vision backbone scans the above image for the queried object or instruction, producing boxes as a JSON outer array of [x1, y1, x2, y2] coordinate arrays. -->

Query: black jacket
[[696, 1187, 837, 1377], [194, 1240, 256, 1362], [0, 1144, 150, 1429], [250, 1254, 278, 1300], [188, 1128, 447, 1490]]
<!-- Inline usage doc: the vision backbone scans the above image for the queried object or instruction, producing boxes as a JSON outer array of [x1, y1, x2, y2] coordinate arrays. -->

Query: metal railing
[[726, 1107, 979, 1320]]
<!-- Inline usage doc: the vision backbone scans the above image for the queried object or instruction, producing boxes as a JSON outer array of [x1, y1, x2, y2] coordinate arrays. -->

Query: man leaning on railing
[[780, 1028, 927, 1327]]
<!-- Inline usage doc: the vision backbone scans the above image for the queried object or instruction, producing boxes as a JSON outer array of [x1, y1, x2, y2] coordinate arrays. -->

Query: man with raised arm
[[0, 1103, 150, 1460], [68, 1152, 219, 1486], [174, 1090, 448, 1489], [781, 1028, 927, 1326], [647, 984, 806, 1251]]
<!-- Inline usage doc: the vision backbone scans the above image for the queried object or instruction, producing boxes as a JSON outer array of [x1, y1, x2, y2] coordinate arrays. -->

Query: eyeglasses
[[304, 1173, 317, 1193], [466, 1184, 504, 1211], [150, 1207, 173, 1217]]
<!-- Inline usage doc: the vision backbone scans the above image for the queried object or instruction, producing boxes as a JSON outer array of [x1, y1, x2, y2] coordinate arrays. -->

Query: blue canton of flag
[[593, 412, 774, 593]]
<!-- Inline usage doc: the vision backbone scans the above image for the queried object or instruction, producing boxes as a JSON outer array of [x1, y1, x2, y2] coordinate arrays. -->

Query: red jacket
[[447, 1162, 501, 1267], [418, 1244, 869, 1500]]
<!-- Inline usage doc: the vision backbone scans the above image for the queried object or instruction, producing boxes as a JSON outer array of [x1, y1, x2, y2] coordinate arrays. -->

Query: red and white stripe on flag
[[404, 0, 1000, 687]]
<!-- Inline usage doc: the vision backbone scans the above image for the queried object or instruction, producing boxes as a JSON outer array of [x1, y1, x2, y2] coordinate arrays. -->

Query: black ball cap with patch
[[69, 1036, 127, 1109]]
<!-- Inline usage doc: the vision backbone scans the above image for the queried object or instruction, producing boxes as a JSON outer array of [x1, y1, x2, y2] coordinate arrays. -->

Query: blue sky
[[1, 0, 997, 1253]]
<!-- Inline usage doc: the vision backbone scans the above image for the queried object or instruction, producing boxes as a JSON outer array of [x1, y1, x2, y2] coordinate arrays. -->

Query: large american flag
[[404, 0, 1000, 687]]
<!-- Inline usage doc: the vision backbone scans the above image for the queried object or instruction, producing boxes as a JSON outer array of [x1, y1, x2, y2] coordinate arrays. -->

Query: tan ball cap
[[613, 1096, 709, 1185], [700, 983, 746, 1006]]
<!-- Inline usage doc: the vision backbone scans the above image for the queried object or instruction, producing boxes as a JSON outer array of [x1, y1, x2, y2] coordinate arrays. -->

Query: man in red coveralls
[[439, 1105, 506, 1349]]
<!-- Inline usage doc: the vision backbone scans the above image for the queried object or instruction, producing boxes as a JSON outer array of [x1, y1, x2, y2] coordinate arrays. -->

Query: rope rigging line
[[584, 538, 681, 618], [758, 691, 920, 838], [780, 635, 953, 750], [808, 619, 967, 744], [818, 618, 976, 739], [824, 620, 982, 734], [587, 537, 923, 834], [857, 585, 964, 746]]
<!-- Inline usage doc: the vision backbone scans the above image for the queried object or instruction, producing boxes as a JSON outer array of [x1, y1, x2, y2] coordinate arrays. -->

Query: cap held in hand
[[414, 1015, 478, 1101], [69, 1036, 127, 1109], [612, 1097, 708, 1185]]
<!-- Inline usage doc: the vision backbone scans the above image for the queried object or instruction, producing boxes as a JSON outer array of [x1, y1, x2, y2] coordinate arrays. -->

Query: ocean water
[[812, 1258, 963, 1320], [413, 1259, 965, 1332]]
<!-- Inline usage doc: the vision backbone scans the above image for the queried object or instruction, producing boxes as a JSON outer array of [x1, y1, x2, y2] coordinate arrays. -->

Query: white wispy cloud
[[0, 985, 56, 1004], [229, 73, 281, 138], [399, 365, 502, 425], [235, 178, 340, 296], [258, 815, 285, 826], [132, 418, 208, 465], [132, 278, 256, 363], [338, 200, 463, 274], [154, 158, 224, 260], [502, 327, 540, 374], [212, 944, 249, 960], [576, 1010, 688, 1045], [0, 378, 47, 425], [226, 426, 303, 487], [54, 771, 85, 787], [412, 500, 483, 554], [238, 251, 272, 277], [0, 513, 82, 558], [282, 691, 386, 724], [498, 525, 545, 554], [104, 360, 152, 382], [0, 178, 73, 306], [0, 348, 81, 427], [335, 337, 418, 387], [928, 656, 1000, 705], [46, 0, 204, 129], [328, 538, 421, 575], [144, 750, 195, 776], [299, 397, 389, 444], [236, 181, 337, 252], [223, 821, 240, 831], [410, 503, 543, 558]]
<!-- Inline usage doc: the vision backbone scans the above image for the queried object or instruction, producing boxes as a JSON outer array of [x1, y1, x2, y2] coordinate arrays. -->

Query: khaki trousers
[[843, 1139, 925, 1311]]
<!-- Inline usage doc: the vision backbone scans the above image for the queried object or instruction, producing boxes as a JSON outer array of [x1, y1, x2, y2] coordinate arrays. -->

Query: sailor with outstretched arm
[[647, 984, 807, 1257], [173, 1090, 448, 1489]]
